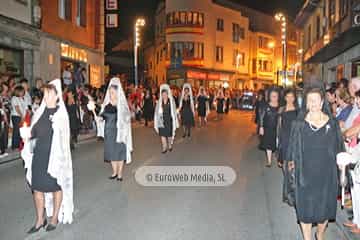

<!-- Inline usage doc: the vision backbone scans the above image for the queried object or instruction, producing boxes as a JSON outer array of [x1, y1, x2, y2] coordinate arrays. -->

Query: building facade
[[39, 0, 105, 87], [295, 0, 360, 84], [145, 0, 300, 90], [0, 0, 41, 85]]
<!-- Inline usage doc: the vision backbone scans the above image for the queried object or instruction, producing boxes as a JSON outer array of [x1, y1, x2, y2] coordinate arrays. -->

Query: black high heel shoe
[[27, 219, 47, 234], [46, 223, 57, 232], [108, 174, 118, 180], [117, 177, 123, 182], [161, 149, 167, 154]]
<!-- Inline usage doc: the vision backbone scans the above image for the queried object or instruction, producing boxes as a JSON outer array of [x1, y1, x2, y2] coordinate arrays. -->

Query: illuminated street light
[[134, 18, 146, 87], [267, 41, 275, 49], [275, 12, 287, 86]]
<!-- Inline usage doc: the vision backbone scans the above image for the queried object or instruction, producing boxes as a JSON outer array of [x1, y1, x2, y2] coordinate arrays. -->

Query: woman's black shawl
[[287, 117, 344, 187]]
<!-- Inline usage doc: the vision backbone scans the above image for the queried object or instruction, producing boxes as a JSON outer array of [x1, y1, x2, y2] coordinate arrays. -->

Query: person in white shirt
[[62, 65, 73, 86], [344, 77, 360, 130], [20, 78, 32, 112], [11, 86, 26, 149]]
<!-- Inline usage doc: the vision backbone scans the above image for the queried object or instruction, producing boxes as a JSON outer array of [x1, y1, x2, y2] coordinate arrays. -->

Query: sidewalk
[[0, 120, 147, 165], [0, 130, 97, 165], [337, 203, 360, 240]]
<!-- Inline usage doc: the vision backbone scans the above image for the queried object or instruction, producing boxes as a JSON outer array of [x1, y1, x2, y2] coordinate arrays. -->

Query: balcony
[[166, 11, 205, 35]]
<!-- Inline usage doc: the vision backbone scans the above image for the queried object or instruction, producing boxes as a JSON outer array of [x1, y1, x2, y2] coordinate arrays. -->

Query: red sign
[[187, 71, 206, 79], [207, 73, 220, 80]]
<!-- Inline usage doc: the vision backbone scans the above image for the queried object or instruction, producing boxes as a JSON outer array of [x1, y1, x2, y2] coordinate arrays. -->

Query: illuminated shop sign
[[61, 43, 88, 62], [187, 71, 230, 80], [187, 70, 206, 79]]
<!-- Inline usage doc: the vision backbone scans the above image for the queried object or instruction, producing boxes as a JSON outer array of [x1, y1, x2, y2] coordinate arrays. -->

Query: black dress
[[158, 100, 173, 137], [296, 120, 338, 223], [31, 107, 61, 192], [142, 96, 154, 121], [102, 104, 126, 162], [278, 110, 297, 161], [225, 98, 230, 114], [66, 103, 81, 139], [180, 99, 195, 127], [254, 99, 266, 124], [279, 109, 298, 205], [259, 104, 279, 151], [216, 98, 225, 114], [197, 95, 208, 117]]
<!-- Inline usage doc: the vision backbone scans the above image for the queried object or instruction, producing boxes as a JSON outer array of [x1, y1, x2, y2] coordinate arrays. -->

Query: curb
[[0, 134, 97, 166]]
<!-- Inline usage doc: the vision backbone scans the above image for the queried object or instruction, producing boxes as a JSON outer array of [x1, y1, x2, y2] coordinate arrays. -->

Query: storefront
[[40, 35, 105, 87], [167, 68, 233, 88], [0, 46, 24, 77], [0, 16, 40, 85]]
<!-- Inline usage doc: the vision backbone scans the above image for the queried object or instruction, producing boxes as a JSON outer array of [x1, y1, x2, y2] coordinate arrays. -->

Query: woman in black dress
[[259, 88, 280, 167], [66, 91, 81, 150], [197, 86, 209, 127], [154, 84, 179, 153], [142, 89, 154, 127], [277, 89, 298, 205], [179, 84, 195, 138], [215, 89, 225, 120], [225, 91, 231, 114], [254, 90, 266, 133], [22, 79, 74, 233], [287, 87, 344, 240], [99, 78, 133, 181]]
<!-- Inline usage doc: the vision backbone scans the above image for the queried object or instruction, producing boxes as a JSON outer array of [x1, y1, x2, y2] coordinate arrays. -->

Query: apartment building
[[295, 0, 360, 83]]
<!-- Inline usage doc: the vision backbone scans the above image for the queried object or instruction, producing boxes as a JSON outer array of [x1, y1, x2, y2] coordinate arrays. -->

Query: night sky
[[109, 0, 305, 52]]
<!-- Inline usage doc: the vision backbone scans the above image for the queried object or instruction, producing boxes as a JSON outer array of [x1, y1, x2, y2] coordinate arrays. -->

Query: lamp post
[[134, 18, 145, 87], [275, 13, 287, 86]]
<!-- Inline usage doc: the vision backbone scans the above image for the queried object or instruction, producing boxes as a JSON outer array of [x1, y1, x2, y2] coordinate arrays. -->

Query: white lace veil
[[179, 83, 195, 113], [100, 77, 133, 163], [154, 84, 179, 137], [22, 79, 74, 224]]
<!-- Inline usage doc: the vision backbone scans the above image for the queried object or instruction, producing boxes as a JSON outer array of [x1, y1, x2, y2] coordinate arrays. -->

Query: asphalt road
[[0, 111, 347, 240]]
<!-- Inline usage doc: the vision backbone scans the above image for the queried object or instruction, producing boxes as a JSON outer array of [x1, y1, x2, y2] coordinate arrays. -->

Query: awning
[[306, 27, 360, 64]]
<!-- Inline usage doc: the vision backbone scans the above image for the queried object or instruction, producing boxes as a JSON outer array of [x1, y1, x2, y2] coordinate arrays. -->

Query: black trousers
[[11, 116, 21, 149], [0, 124, 8, 154]]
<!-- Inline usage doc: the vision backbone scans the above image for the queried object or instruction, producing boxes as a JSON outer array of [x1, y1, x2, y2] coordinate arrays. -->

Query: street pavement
[[0, 111, 348, 240]]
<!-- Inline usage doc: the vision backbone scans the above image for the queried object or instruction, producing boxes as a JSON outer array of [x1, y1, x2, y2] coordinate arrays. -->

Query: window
[[252, 59, 257, 73], [59, 0, 72, 20], [166, 11, 204, 27], [77, 0, 86, 27], [198, 13, 204, 26], [258, 36, 270, 49], [216, 46, 223, 63], [329, 0, 336, 27], [316, 15, 320, 40], [232, 23, 245, 43], [169, 42, 204, 60], [217, 18, 224, 31], [233, 50, 245, 67], [340, 0, 348, 19]]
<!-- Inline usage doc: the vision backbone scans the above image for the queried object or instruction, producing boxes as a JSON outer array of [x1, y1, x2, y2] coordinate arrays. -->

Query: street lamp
[[134, 18, 145, 87], [275, 12, 287, 86]]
